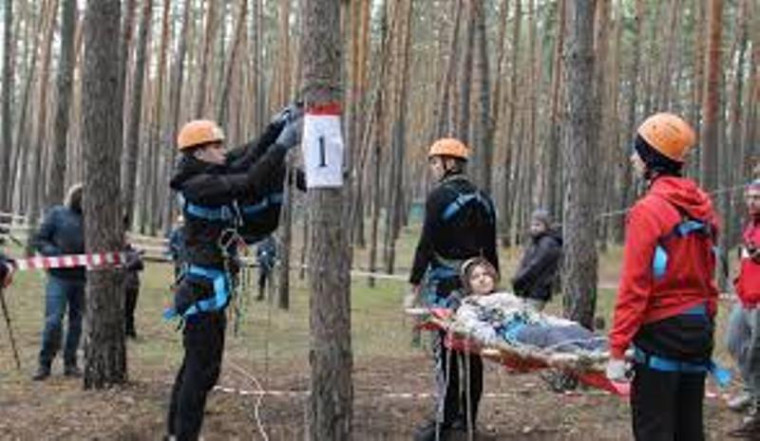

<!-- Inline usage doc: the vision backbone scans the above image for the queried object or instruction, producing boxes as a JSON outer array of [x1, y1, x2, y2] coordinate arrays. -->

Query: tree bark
[[562, 0, 598, 330], [121, 0, 153, 223], [0, 0, 15, 211], [46, 0, 78, 206], [82, 0, 126, 388], [700, 0, 722, 192], [302, 0, 353, 438]]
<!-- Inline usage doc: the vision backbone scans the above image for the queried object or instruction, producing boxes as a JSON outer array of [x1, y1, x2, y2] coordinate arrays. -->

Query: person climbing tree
[[164, 108, 301, 441]]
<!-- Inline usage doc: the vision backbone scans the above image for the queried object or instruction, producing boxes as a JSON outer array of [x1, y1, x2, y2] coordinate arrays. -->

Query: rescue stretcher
[[406, 307, 631, 396]]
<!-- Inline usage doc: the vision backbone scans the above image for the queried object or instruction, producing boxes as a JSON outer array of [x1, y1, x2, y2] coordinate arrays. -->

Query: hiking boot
[[728, 415, 760, 439], [729, 392, 753, 413], [414, 419, 450, 441], [63, 364, 81, 377], [32, 365, 50, 381]]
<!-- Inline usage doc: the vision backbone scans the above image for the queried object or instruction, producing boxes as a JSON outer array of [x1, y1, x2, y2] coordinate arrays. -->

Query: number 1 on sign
[[319, 136, 327, 167]]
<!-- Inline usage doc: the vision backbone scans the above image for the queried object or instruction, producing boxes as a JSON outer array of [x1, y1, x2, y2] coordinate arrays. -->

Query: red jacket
[[735, 221, 760, 308], [609, 177, 719, 359]]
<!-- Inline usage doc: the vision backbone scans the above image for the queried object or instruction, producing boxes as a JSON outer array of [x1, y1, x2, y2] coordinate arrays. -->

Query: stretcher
[[407, 307, 630, 396]]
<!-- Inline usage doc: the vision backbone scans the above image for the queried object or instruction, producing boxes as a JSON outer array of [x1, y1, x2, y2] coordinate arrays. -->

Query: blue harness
[[164, 265, 232, 319], [441, 191, 495, 223], [633, 304, 731, 387], [652, 216, 715, 279], [241, 192, 283, 216]]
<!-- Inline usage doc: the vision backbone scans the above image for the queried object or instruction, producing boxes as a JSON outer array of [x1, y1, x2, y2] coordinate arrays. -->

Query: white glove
[[605, 358, 629, 382]]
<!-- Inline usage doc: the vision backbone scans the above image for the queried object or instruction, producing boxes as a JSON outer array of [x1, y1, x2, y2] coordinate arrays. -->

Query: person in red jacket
[[606, 113, 719, 441], [726, 179, 760, 438]]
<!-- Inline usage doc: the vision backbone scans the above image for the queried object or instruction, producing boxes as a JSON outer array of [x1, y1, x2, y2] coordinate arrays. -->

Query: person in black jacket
[[409, 138, 499, 441], [511, 209, 563, 312], [164, 107, 301, 441], [122, 217, 144, 339], [30, 183, 85, 381]]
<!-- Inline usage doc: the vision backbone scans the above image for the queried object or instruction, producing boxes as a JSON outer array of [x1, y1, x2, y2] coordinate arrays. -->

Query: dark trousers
[[434, 331, 483, 427], [631, 363, 706, 441], [39, 276, 85, 369], [124, 287, 139, 336], [257, 269, 269, 300], [167, 311, 226, 441]]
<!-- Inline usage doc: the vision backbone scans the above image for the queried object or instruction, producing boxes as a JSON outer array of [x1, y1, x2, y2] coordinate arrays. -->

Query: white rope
[[225, 360, 269, 441]]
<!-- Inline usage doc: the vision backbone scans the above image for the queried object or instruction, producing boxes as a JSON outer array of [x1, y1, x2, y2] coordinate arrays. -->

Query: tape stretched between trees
[[10, 252, 127, 272]]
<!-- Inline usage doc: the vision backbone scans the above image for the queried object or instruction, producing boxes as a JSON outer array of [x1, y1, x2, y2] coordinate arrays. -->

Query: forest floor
[[0, 228, 745, 440]]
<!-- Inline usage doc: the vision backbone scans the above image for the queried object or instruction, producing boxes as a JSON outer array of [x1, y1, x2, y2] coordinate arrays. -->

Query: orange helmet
[[428, 138, 469, 160], [177, 120, 225, 150], [636, 113, 695, 162]]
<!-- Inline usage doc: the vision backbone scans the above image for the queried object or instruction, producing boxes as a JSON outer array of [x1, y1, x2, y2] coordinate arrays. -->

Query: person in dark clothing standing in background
[[30, 183, 85, 381], [512, 209, 563, 312], [408, 138, 499, 441], [606, 113, 719, 441], [255, 235, 276, 301], [122, 217, 144, 339], [167, 215, 185, 280], [165, 105, 301, 441]]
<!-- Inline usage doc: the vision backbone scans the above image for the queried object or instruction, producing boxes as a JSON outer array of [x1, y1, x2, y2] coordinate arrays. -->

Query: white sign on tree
[[301, 111, 344, 188]]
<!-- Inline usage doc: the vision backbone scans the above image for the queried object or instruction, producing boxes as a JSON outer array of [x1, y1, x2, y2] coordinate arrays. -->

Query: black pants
[[631, 363, 706, 441], [167, 311, 226, 441], [124, 287, 139, 335], [257, 268, 270, 300], [434, 331, 483, 427]]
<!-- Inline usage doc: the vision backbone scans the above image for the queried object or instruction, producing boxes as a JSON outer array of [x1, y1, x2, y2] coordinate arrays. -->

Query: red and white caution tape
[[10, 252, 127, 271]]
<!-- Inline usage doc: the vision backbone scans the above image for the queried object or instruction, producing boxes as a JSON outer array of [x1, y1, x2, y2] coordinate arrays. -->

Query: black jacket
[[512, 229, 563, 302], [227, 121, 306, 244], [169, 139, 288, 271], [410, 173, 499, 292], [31, 205, 85, 280]]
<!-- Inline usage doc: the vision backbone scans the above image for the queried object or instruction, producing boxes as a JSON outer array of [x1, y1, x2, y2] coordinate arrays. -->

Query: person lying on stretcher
[[451, 257, 606, 354]]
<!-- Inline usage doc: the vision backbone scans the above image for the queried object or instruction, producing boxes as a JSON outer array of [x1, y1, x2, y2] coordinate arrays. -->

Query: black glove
[[270, 102, 304, 127], [274, 115, 303, 151]]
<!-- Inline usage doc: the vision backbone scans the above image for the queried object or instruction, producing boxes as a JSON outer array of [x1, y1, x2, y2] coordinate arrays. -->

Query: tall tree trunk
[[28, 0, 59, 224], [368, 1, 390, 287], [82, 0, 126, 388], [194, 0, 217, 117], [457, 0, 475, 145], [435, 0, 463, 137], [162, 0, 192, 236], [616, 0, 643, 243], [562, 0, 598, 330], [700, 0, 722, 192], [0, 0, 14, 212], [547, 0, 567, 218], [500, 0, 521, 247], [121, 0, 153, 221], [277, 162, 293, 310], [147, 0, 171, 235], [302, 0, 353, 438], [473, 0, 492, 193], [46, 0, 77, 206], [217, 0, 248, 128]]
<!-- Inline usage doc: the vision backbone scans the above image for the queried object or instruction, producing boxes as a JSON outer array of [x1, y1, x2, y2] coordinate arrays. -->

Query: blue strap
[[441, 192, 494, 222], [676, 220, 708, 236], [500, 319, 526, 344], [653, 245, 668, 279], [184, 201, 234, 221], [241, 192, 284, 216], [163, 265, 231, 319], [652, 219, 711, 279], [633, 347, 732, 387]]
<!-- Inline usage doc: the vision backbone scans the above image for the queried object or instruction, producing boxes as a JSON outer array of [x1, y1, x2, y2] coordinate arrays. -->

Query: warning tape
[[10, 252, 127, 271]]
